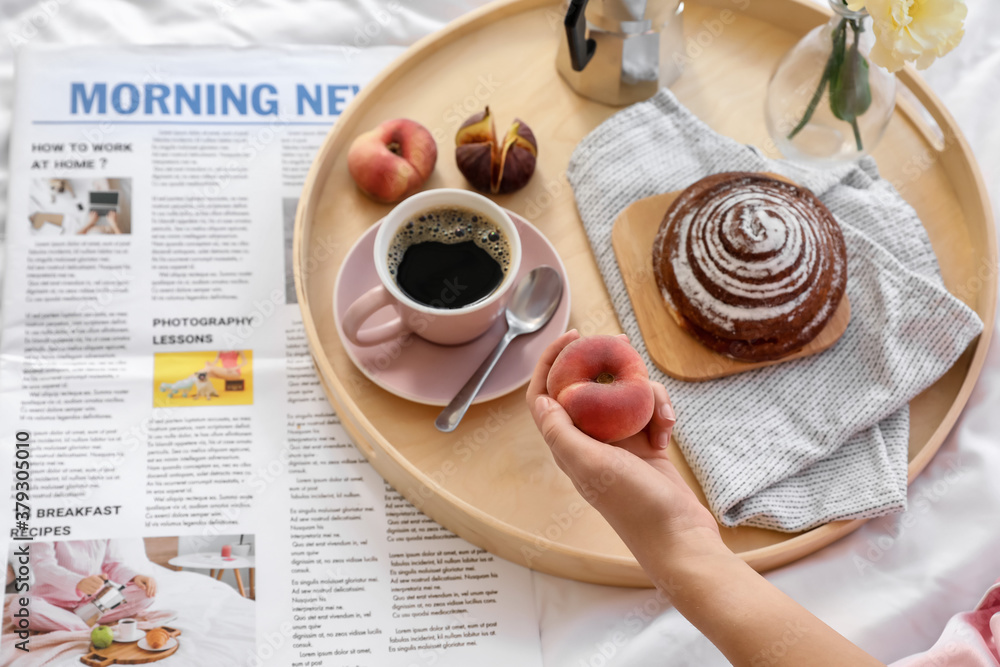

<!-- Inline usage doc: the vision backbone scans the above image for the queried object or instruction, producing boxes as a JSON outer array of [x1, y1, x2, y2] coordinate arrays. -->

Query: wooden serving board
[[294, 0, 997, 586], [611, 175, 851, 381], [80, 627, 181, 666]]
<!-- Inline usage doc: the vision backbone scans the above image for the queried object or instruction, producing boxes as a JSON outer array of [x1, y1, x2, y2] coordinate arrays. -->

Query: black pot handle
[[564, 0, 595, 72]]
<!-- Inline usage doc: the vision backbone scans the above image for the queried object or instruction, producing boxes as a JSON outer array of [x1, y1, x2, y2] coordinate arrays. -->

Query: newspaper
[[0, 46, 543, 667]]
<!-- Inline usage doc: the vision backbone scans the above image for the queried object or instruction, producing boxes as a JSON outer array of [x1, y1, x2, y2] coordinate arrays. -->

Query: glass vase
[[765, 0, 895, 165]]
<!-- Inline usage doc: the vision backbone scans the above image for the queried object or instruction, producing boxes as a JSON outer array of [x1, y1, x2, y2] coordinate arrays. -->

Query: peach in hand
[[545, 335, 655, 443], [347, 118, 437, 203]]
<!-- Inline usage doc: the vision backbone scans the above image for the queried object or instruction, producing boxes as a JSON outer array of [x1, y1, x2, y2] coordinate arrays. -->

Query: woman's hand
[[76, 573, 108, 596], [528, 330, 887, 667], [526, 329, 728, 573], [77, 210, 99, 235], [132, 575, 157, 597]]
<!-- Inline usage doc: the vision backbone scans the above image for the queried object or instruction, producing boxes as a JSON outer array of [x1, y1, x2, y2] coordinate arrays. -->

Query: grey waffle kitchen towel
[[567, 90, 984, 532]]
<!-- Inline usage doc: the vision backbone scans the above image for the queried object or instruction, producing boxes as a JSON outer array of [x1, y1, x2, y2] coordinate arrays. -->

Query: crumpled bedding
[[0, 1, 998, 665]]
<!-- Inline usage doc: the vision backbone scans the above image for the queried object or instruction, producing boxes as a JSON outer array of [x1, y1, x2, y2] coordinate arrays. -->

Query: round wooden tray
[[294, 0, 997, 586]]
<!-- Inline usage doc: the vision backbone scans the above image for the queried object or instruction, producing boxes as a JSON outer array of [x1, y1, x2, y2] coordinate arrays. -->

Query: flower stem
[[787, 19, 846, 141], [849, 20, 864, 151]]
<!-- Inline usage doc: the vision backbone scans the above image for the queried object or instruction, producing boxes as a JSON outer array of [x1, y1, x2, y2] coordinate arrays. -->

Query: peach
[[546, 335, 655, 443], [347, 118, 437, 203]]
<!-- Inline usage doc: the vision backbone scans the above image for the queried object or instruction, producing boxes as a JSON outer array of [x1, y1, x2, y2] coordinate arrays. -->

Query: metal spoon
[[435, 266, 563, 432]]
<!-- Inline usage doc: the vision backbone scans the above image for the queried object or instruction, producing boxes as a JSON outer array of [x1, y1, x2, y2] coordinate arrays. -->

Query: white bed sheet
[[0, 2, 997, 665]]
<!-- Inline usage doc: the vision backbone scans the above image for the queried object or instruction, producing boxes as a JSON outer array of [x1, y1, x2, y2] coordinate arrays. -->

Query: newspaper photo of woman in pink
[[10, 539, 161, 633], [3, 536, 256, 666]]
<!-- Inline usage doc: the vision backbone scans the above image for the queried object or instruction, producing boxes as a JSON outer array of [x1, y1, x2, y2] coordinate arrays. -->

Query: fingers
[[531, 394, 611, 480], [525, 328, 580, 405], [79, 575, 104, 595], [609, 381, 674, 460], [648, 381, 675, 450]]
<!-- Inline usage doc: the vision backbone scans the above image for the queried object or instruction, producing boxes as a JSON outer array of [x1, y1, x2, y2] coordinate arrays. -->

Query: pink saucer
[[333, 211, 571, 406]]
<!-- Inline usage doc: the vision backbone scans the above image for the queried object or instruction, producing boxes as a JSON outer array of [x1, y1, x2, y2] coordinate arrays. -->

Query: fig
[[455, 107, 537, 194]]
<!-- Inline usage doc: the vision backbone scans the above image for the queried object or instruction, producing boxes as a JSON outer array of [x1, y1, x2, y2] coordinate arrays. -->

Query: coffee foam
[[386, 206, 512, 277]]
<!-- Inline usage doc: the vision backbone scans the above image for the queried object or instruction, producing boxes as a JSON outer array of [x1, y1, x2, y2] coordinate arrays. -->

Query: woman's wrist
[[656, 547, 744, 598], [626, 525, 734, 594]]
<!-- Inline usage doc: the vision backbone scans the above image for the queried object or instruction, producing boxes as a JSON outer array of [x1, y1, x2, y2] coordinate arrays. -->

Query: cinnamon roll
[[652, 172, 847, 362]]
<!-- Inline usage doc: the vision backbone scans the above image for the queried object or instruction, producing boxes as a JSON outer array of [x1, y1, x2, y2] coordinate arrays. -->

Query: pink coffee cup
[[221, 545, 232, 558], [341, 189, 522, 347]]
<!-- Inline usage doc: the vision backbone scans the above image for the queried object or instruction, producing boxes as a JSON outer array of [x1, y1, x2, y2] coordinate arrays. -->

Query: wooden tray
[[80, 627, 181, 666], [611, 176, 852, 381], [294, 0, 997, 586]]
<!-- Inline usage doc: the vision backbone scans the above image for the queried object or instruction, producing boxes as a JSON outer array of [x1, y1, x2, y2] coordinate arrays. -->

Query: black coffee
[[387, 206, 511, 310]]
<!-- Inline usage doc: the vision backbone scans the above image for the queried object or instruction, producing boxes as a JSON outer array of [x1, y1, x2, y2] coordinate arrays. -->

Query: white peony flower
[[863, 0, 967, 72]]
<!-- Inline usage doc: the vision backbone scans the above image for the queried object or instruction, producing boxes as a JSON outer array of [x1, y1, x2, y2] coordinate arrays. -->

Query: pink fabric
[[218, 350, 241, 368], [29, 539, 140, 607], [892, 580, 1000, 667], [13, 582, 154, 632]]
